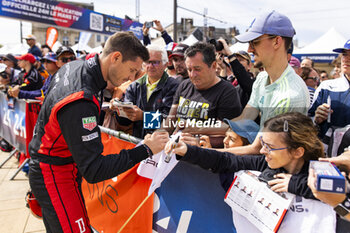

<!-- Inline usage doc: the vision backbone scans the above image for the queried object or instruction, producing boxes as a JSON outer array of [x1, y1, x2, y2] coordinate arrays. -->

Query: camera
[[0, 63, 7, 73], [145, 21, 153, 29], [0, 64, 9, 80], [209, 39, 224, 51]]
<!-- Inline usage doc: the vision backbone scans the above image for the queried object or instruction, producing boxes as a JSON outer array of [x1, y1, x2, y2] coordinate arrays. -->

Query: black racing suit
[[28, 55, 151, 233]]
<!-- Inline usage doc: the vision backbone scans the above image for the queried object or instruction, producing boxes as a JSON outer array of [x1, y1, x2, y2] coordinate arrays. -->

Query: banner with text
[[81, 133, 154, 233], [0, 0, 143, 39], [0, 92, 26, 153], [153, 161, 237, 233]]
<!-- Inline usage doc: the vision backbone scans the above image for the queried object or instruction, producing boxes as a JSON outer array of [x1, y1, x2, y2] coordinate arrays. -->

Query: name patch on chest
[[82, 132, 98, 141]]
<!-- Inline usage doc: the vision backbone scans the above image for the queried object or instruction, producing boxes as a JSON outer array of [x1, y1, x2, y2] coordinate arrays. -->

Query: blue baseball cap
[[41, 52, 57, 62], [333, 39, 350, 53], [235, 10, 295, 43], [223, 119, 260, 144]]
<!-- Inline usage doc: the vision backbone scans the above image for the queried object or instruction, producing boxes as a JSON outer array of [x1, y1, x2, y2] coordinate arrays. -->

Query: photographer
[[0, 54, 21, 86], [143, 20, 173, 46], [215, 53, 234, 82], [215, 39, 255, 108], [1, 53, 20, 70], [0, 64, 10, 87]]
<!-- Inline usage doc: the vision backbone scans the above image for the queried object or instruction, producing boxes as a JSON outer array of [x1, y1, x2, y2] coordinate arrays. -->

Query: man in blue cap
[[232, 10, 309, 127], [309, 39, 350, 154], [213, 10, 310, 156]]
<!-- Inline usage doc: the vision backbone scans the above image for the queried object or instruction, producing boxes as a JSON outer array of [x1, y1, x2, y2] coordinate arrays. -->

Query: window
[[96, 34, 101, 42], [62, 36, 69, 46]]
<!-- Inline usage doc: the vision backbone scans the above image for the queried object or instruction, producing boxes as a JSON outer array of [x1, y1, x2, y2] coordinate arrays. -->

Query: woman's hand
[[268, 173, 292, 193]]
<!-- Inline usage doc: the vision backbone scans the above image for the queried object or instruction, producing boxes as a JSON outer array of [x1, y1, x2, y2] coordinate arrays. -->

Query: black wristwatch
[[334, 195, 350, 217]]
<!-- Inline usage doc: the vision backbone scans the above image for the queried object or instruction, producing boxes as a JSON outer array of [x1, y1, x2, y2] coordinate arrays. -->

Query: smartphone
[[145, 21, 153, 28]]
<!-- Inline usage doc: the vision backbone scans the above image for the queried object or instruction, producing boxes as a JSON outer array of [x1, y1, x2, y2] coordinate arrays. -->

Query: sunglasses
[[42, 59, 54, 64], [249, 35, 277, 49], [144, 60, 162, 67], [59, 56, 76, 63]]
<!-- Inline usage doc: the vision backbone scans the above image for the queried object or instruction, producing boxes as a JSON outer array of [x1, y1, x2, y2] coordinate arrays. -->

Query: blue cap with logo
[[333, 39, 350, 53], [223, 119, 260, 144], [235, 10, 295, 43], [41, 52, 57, 62]]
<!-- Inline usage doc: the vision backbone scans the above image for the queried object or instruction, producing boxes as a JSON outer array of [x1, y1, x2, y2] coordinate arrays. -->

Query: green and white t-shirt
[[248, 65, 309, 127]]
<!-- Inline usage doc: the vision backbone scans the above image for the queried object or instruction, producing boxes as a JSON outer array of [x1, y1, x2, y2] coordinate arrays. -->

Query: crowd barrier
[[0, 92, 236, 232], [0, 92, 27, 153], [0, 92, 40, 179]]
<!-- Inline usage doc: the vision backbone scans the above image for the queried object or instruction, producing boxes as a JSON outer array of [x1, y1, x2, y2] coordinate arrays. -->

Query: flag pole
[[117, 194, 153, 233]]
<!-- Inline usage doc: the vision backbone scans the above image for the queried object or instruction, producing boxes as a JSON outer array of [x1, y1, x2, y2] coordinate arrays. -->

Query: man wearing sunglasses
[[55, 46, 76, 66], [116, 44, 179, 138]]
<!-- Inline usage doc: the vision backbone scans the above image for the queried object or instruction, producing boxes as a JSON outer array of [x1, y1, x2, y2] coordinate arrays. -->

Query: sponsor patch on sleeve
[[82, 116, 97, 131], [82, 132, 98, 142]]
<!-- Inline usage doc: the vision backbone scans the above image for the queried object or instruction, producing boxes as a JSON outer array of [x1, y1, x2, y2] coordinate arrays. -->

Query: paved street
[[0, 150, 45, 233]]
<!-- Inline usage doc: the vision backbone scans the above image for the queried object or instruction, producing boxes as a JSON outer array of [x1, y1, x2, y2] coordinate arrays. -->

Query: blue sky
[[0, 0, 349, 47]]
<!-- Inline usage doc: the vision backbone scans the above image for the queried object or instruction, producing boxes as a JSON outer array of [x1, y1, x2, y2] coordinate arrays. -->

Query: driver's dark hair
[[103, 32, 149, 62]]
